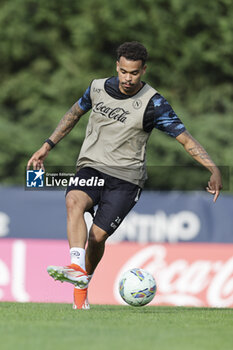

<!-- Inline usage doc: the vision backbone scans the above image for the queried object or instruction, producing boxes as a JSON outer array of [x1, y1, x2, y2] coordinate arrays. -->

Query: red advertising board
[[0, 239, 233, 308]]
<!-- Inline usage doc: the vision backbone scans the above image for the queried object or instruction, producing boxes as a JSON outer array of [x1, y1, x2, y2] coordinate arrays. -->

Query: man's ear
[[142, 64, 147, 75], [116, 60, 119, 73]]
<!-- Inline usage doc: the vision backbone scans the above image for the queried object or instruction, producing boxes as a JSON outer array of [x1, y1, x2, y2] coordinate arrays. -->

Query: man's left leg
[[73, 224, 109, 309], [74, 180, 141, 309], [85, 224, 109, 275]]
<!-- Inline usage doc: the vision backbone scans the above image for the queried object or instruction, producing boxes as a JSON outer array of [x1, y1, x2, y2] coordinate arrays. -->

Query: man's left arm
[[176, 130, 222, 202]]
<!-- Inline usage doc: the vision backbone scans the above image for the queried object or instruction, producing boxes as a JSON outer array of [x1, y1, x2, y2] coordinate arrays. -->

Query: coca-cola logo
[[93, 102, 129, 123], [113, 245, 233, 307]]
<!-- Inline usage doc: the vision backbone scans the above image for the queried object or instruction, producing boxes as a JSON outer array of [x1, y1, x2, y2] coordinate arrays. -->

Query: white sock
[[70, 247, 86, 270]]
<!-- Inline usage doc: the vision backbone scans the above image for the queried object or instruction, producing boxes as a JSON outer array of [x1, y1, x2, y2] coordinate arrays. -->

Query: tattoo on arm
[[49, 103, 85, 144], [177, 131, 219, 175], [187, 146, 212, 161]]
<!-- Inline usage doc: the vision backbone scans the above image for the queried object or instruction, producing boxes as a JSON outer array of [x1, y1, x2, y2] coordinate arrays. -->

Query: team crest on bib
[[133, 99, 142, 109]]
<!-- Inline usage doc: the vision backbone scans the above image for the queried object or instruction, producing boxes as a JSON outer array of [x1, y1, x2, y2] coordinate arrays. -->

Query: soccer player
[[27, 41, 222, 309]]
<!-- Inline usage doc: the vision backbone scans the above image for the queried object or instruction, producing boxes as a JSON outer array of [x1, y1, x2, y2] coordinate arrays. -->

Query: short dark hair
[[117, 41, 148, 66]]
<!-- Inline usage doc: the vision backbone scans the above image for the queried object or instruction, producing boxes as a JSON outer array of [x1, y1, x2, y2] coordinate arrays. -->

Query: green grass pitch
[[0, 303, 233, 350]]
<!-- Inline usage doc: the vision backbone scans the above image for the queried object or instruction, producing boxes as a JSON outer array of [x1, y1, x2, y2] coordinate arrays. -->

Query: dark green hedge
[[0, 0, 232, 190]]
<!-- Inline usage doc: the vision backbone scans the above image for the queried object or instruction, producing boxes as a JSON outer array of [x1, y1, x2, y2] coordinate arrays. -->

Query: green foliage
[[0, 0, 232, 189]]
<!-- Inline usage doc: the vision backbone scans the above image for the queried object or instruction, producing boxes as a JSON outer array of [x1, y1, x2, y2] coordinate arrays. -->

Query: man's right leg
[[66, 190, 93, 250], [47, 166, 104, 309], [47, 190, 94, 289]]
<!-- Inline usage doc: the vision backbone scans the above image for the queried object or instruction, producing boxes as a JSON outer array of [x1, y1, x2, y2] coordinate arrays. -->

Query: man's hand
[[27, 143, 51, 170], [206, 170, 222, 203]]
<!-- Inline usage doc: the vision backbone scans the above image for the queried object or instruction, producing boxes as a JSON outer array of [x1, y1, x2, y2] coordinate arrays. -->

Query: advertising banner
[[0, 187, 233, 243], [1, 238, 233, 308]]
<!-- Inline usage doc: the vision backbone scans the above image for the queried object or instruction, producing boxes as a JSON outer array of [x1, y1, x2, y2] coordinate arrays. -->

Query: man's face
[[116, 56, 146, 95]]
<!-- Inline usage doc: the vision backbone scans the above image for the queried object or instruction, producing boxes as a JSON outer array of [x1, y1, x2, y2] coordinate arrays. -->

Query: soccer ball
[[119, 268, 156, 306]]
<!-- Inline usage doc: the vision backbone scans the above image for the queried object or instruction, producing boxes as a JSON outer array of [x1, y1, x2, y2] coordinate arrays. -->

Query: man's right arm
[[48, 102, 85, 145], [27, 102, 86, 170]]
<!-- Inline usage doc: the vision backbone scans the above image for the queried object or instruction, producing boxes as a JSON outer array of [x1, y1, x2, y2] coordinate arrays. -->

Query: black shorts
[[66, 167, 141, 235]]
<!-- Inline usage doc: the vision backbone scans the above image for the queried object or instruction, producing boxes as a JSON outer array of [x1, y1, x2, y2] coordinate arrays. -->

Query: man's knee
[[88, 224, 109, 244], [66, 191, 93, 214]]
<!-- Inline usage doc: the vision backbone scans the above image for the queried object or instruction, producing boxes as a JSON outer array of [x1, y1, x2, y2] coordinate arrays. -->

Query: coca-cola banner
[[0, 187, 233, 243], [1, 239, 233, 308]]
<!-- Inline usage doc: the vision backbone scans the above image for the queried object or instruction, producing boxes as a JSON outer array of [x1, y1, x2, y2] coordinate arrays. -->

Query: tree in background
[[0, 0, 232, 190]]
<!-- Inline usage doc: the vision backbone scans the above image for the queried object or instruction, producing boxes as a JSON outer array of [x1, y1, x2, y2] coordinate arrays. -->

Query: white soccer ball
[[119, 268, 156, 306]]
